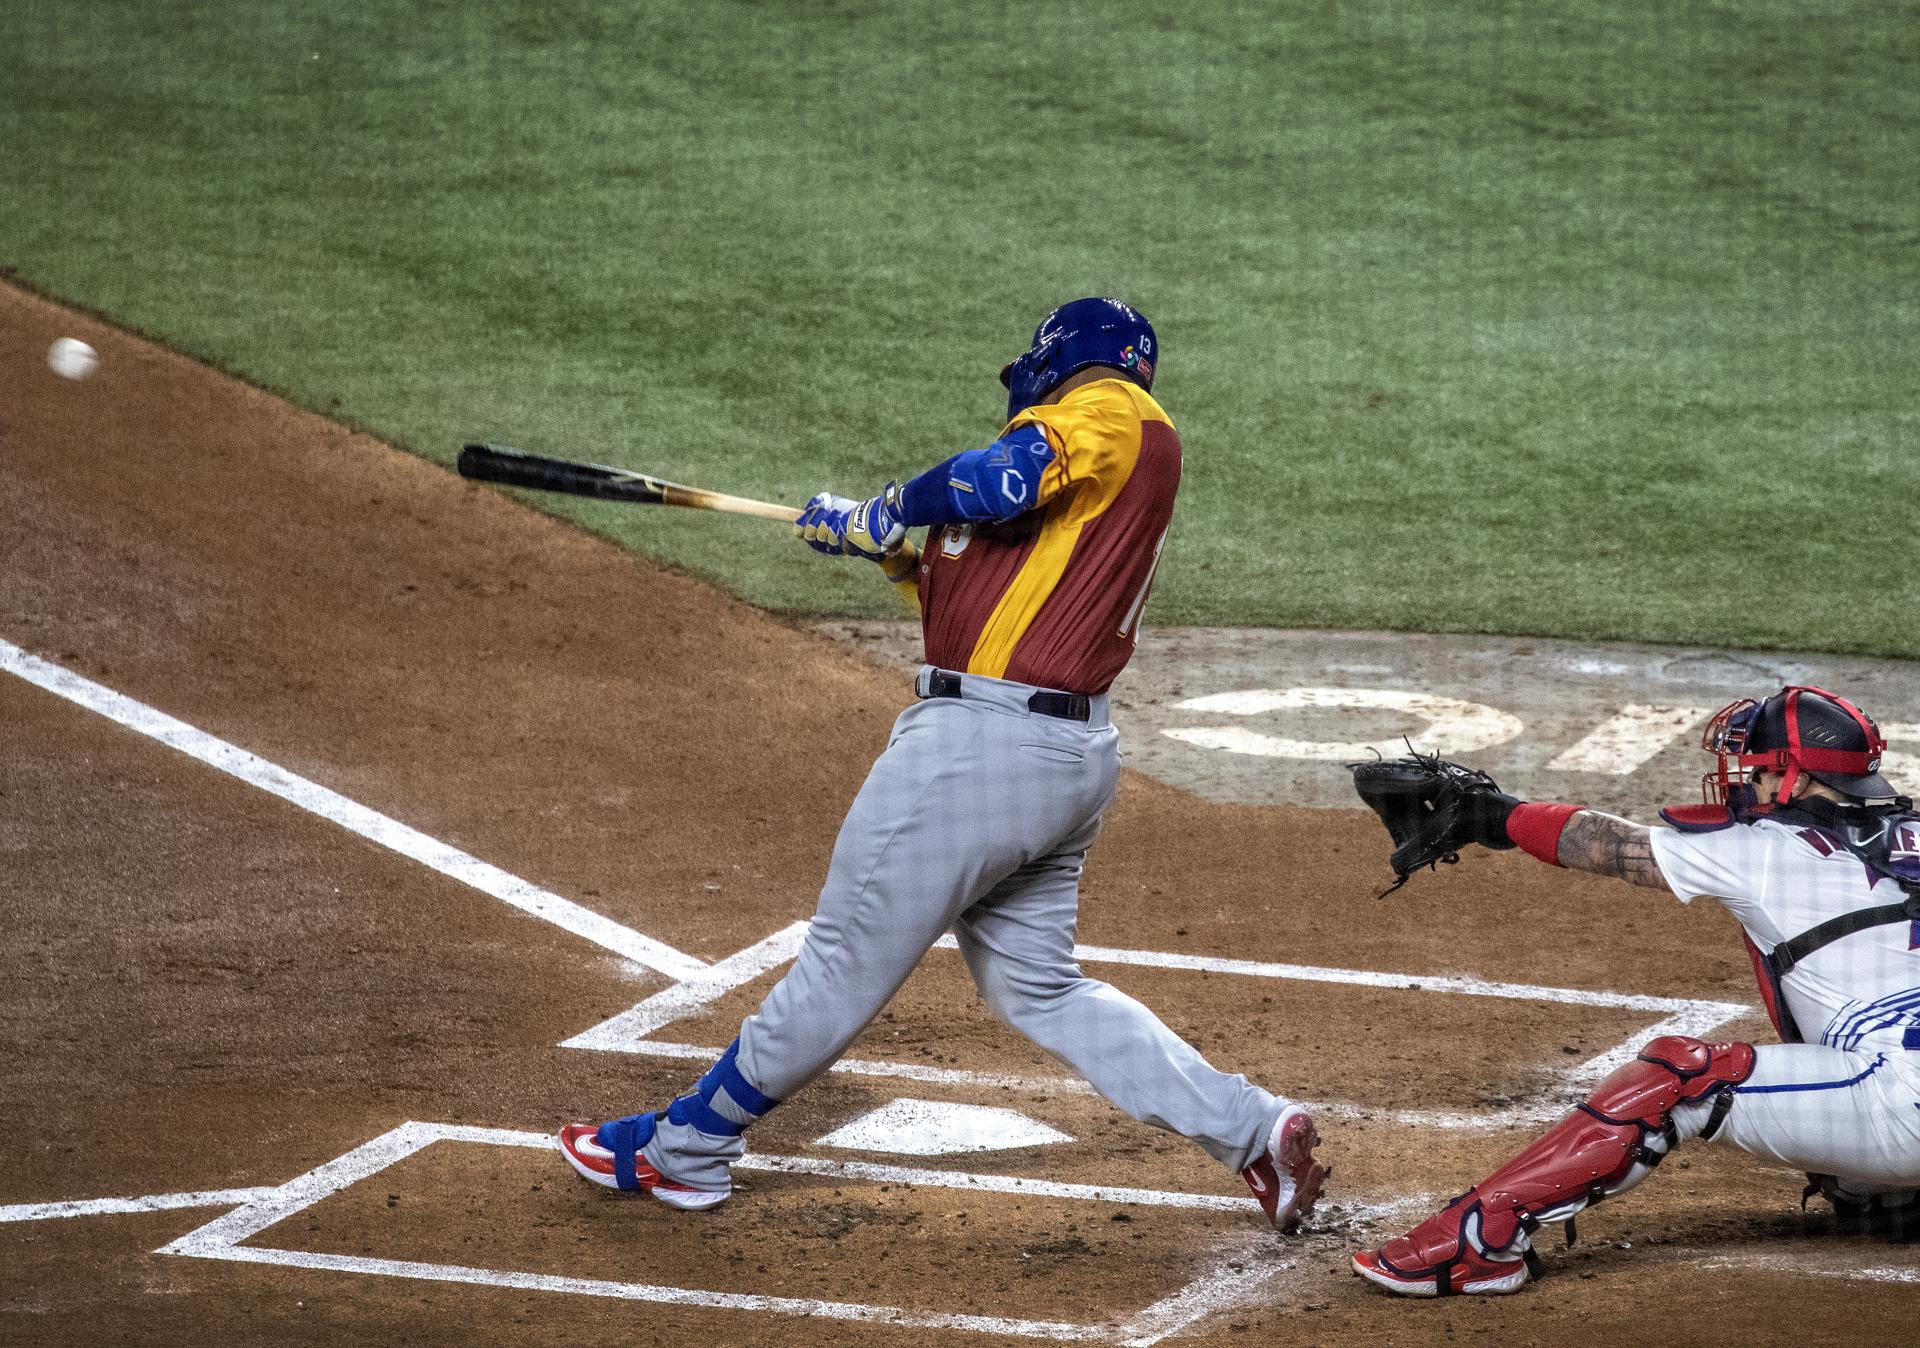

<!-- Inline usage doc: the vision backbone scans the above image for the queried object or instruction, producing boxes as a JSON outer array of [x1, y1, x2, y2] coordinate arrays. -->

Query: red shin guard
[[1367, 1037, 1755, 1292]]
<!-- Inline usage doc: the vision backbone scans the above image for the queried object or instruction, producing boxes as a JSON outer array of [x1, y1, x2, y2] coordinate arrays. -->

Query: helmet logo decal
[[1118, 344, 1155, 381]]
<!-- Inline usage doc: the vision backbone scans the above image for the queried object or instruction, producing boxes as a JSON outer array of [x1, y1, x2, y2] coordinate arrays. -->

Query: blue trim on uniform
[[1827, 987, 1920, 1051], [1734, 1055, 1887, 1095], [594, 1111, 658, 1191], [897, 425, 1054, 527], [666, 1091, 745, 1138], [708, 1039, 780, 1116], [659, 1039, 780, 1139], [898, 452, 966, 524], [1841, 989, 1920, 1042]]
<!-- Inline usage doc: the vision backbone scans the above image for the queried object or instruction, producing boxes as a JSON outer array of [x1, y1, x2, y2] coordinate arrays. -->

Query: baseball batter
[[560, 298, 1327, 1229], [1349, 685, 1920, 1296]]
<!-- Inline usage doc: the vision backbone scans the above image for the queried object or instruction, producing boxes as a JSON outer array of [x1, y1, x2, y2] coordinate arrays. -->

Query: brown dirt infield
[[2, 282, 1914, 1346]]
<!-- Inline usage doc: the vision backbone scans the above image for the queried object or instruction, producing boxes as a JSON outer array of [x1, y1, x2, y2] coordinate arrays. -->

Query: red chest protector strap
[[1742, 936, 1801, 1042]]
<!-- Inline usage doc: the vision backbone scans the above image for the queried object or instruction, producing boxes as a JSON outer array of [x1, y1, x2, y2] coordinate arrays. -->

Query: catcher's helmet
[[999, 297, 1156, 422], [1701, 685, 1896, 807]]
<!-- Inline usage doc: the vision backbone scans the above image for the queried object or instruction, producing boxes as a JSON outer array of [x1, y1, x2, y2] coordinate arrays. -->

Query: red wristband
[[1506, 802, 1583, 866]]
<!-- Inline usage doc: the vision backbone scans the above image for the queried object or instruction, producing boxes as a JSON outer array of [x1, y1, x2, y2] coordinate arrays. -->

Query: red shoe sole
[[557, 1124, 729, 1211]]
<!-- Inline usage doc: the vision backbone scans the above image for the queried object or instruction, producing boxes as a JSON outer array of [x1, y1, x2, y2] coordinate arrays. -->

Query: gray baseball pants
[[643, 667, 1291, 1189]]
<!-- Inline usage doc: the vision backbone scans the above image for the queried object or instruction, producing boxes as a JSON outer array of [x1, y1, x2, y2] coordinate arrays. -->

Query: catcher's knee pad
[[1454, 1037, 1756, 1256]]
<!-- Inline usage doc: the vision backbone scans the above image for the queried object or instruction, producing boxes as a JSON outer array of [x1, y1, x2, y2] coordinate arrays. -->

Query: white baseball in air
[[48, 337, 99, 380]]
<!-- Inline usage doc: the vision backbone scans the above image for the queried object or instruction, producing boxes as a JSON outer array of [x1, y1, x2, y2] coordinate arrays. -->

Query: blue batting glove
[[842, 483, 906, 560], [794, 491, 857, 555]]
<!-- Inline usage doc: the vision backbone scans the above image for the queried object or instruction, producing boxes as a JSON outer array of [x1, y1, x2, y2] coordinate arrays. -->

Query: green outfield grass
[[4, 1, 1915, 655]]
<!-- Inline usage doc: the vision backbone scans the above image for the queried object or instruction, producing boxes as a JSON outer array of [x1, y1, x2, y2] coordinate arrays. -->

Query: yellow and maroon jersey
[[917, 378, 1179, 695]]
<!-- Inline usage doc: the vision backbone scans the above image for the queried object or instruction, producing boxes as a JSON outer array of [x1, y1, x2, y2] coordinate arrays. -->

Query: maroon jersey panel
[[1001, 420, 1181, 693], [917, 515, 1044, 674]]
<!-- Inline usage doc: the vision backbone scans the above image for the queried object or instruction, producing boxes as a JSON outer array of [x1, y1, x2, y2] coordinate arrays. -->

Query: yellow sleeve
[[1007, 380, 1156, 514], [880, 535, 923, 612]]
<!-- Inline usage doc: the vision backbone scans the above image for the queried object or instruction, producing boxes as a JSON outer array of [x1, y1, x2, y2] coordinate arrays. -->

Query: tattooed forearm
[[1556, 811, 1672, 891]]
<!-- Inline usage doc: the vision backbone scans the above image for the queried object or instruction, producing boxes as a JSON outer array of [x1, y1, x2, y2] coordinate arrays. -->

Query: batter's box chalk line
[[12, 1140, 1915, 1339], [0, 639, 707, 981], [0, 640, 1757, 1134], [146, 1121, 1407, 1344], [563, 922, 1757, 1131]]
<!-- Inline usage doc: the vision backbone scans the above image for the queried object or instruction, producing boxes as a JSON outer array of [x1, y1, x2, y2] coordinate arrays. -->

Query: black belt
[[924, 669, 1091, 722]]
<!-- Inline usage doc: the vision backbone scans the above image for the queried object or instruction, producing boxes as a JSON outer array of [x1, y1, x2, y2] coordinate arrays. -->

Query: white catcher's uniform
[[1651, 815, 1920, 1192]]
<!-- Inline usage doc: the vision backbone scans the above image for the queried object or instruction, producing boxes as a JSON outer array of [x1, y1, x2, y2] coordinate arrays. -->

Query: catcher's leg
[[1704, 1045, 1920, 1242], [1704, 1044, 1920, 1188], [1353, 1036, 1755, 1297]]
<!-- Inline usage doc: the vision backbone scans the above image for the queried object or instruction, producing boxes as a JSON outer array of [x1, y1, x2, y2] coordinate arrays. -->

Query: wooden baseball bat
[[457, 443, 798, 522]]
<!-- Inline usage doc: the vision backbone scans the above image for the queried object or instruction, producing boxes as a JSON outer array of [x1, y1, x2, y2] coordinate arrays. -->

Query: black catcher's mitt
[[1348, 750, 1520, 894]]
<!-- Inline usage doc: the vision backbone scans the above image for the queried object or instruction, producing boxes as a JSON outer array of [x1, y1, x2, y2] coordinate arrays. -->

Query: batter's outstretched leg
[[956, 839, 1327, 1230], [1352, 1036, 1754, 1296]]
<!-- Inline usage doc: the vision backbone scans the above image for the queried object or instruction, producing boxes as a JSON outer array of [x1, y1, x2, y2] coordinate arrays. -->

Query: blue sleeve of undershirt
[[895, 424, 1056, 526]]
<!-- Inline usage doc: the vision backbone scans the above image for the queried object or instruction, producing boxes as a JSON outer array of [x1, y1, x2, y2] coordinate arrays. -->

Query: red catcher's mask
[[1700, 685, 1890, 808]]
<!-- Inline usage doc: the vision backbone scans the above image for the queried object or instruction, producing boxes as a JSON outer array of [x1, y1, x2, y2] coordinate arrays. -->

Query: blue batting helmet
[[999, 297, 1157, 421]]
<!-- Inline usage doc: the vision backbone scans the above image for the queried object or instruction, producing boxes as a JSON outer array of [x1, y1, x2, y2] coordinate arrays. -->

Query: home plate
[[814, 1099, 1073, 1155]]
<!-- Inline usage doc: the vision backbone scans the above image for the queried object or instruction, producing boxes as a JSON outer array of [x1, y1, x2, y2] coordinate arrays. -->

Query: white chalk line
[[0, 638, 705, 980], [1117, 1242, 1294, 1347], [567, 925, 1755, 1130], [737, 1153, 1252, 1212], [569, 1039, 1542, 1132], [586, 1037, 1598, 1131], [1547, 704, 1714, 775], [193, 1244, 1113, 1339], [1160, 687, 1524, 761], [1043, 939, 1745, 1017], [1679, 1247, 1920, 1286], [154, 1122, 1406, 1343], [0, 1188, 279, 1224], [561, 921, 809, 1050]]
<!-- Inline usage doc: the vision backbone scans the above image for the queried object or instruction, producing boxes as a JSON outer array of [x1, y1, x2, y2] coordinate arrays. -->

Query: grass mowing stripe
[[2, 1, 1914, 654]]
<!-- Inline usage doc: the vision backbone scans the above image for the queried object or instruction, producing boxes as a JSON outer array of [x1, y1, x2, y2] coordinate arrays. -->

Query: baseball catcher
[[1349, 685, 1920, 1295], [559, 298, 1326, 1232]]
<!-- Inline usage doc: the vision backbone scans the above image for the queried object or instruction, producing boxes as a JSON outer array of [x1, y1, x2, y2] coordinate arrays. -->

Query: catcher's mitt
[[1348, 750, 1520, 894]]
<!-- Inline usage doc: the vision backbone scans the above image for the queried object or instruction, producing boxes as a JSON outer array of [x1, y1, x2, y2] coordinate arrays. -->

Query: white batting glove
[[842, 483, 907, 560]]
